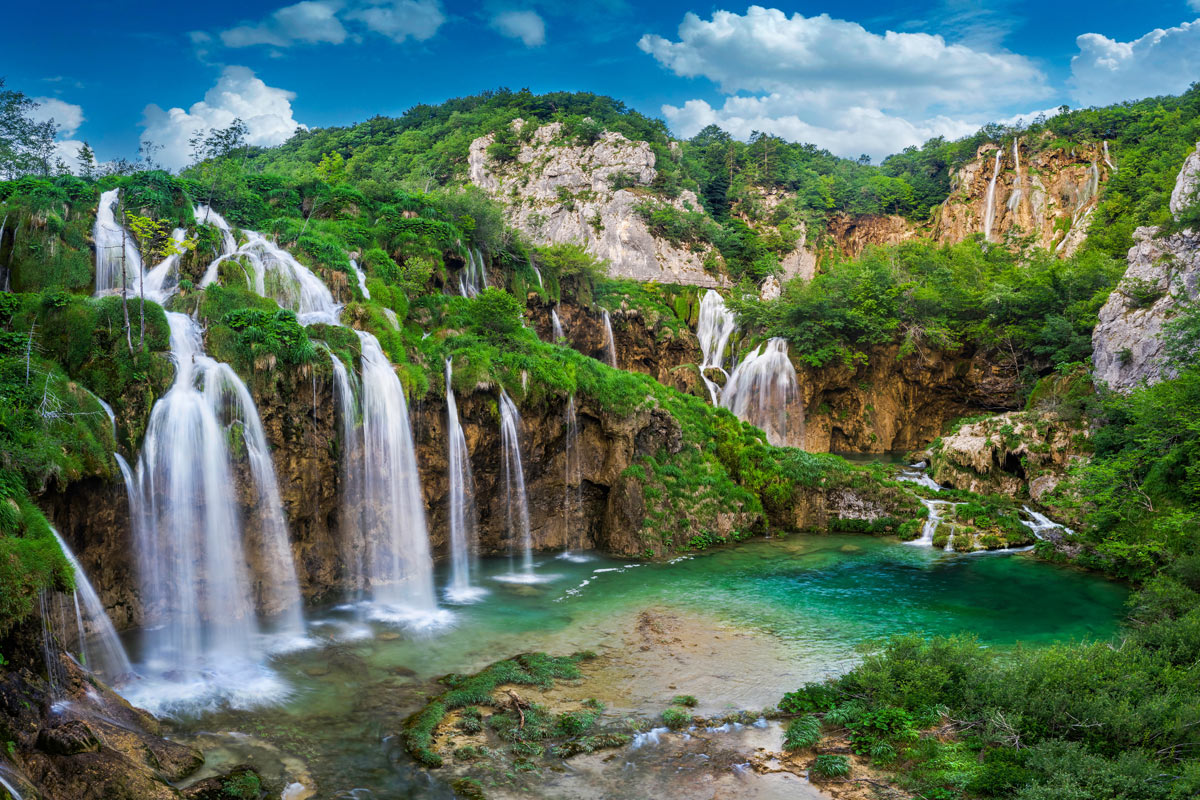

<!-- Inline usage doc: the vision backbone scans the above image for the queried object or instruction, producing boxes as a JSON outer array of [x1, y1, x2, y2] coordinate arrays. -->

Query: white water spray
[[496, 390, 538, 582], [602, 310, 617, 368], [49, 528, 132, 680], [983, 148, 1003, 242], [93, 189, 143, 296], [696, 290, 737, 404], [721, 338, 802, 447], [444, 359, 484, 603]]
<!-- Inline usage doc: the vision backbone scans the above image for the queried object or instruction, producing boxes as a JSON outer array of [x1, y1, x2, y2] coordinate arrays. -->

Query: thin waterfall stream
[[444, 359, 485, 602]]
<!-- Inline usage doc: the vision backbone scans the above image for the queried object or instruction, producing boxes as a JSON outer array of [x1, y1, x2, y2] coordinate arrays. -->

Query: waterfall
[[1020, 506, 1074, 539], [329, 354, 366, 599], [1006, 139, 1022, 214], [1102, 141, 1116, 173], [194, 204, 237, 253], [696, 290, 737, 404], [459, 248, 488, 298], [0, 765, 25, 800], [49, 528, 133, 680], [721, 338, 803, 447], [528, 257, 544, 288], [93, 189, 143, 296], [351, 258, 371, 300], [558, 394, 588, 561], [352, 331, 442, 622], [444, 359, 484, 602], [982, 148, 1003, 242], [496, 390, 538, 582], [602, 310, 617, 368], [382, 307, 400, 330], [551, 310, 566, 343], [126, 311, 302, 712], [201, 231, 341, 324]]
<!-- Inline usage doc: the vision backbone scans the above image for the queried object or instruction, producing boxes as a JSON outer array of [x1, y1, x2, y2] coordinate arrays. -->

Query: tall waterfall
[[200, 231, 340, 324], [1006, 139, 1022, 214], [551, 309, 566, 343], [496, 390, 537, 582], [721, 338, 803, 447], [982, 148, 1004, 242], [351, 331, 441, 621], [602, 310, 617, 368], [696, 290, 737, 404], [93, 189, 143, 296], [559, 394, 587, 560], [49, 528, 132, 680], [444, 360, 484, 602], [1103, 141, 1116, 172]]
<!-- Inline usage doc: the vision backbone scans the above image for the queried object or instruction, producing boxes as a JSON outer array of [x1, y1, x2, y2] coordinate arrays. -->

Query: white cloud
[[346, 0, 444, 43], [491, 10, 546, 47], [1069, 20, 1200, 107], [29, 97, 84, 137], [639, 6, 1053, 160], [140, 66, 307, 171], [1190, 1, 1200, 12], [221, 1, 348, 48]]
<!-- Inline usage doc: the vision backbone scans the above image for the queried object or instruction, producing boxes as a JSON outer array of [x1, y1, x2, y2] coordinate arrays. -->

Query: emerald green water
[[166, 535, 1127, 798]]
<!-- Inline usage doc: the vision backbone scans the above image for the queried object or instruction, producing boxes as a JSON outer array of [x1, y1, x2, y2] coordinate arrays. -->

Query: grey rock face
[[469, 120, 725, 287]]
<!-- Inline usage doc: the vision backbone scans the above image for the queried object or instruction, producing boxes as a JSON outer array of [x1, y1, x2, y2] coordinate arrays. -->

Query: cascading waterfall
[[140, 228, 187, 303], [696, 289, 738, 404], [93, 189, 143, 296], [982, 148, 1004, 242], [444, 359, 484, 602], [127, 311, 304, 712], [1021, 506, 1073, 539], [49, 528, 133, 680], [200, 231, 341, 325], [329, 354, 366, 598], [602, 310, 617, 368], [351, 258, 371, 300], [1102, 141, 1116, 173], [382, 307, 400, 330], [721, 338, 803, 447], [496, 390, 538, 582], [1006, 139, 1022, 214], [551, 309, 566, 343], [528, 258, 543, 288]]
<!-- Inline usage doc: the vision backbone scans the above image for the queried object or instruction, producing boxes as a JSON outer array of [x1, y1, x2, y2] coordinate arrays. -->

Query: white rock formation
[[1170, 142, 1200, 219], [469, 120, 725, 287], [1092, 145, 1200, 391]]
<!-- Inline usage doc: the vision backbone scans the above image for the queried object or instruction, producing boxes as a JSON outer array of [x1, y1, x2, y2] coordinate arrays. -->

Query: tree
[[0, 78, 58, 178], [76, 142, 96, 179], [315, 151, 347, 185], [125, 213, 197, 348], [189, 118, 249, 209]]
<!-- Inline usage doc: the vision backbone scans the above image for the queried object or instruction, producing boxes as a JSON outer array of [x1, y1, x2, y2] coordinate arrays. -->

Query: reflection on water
[[136, 535, 1126, 799]]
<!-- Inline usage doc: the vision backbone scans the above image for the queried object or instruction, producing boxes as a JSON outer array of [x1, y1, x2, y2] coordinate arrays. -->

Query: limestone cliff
[[932, 138, 1111, 256], [827, 213, 921, 258], [929, 411, 1088, 502], [1092, 143, 1200, 391], [468, 121, 724, 287], [797, 344, 1019, 453]]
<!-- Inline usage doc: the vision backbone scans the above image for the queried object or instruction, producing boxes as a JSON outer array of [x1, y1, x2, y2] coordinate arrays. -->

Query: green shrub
[[662, 707, 692, 730], [779, 682, 838, 714], [670, 695, 698, 708], [811, 754, 851, 779], [783, 716, 821, 750]]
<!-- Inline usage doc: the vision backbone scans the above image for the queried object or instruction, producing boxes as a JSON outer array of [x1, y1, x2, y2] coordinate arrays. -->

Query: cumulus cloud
[[1069, 20, 1200, 107], [639, 6, 1052, 160], [491, 10, 546, 47], [140, 66, 307, 171], [346, 0, 444, 43], [216, 0, 443, 49], [221, 1, 348, 48], [29, 97, 84, 137]]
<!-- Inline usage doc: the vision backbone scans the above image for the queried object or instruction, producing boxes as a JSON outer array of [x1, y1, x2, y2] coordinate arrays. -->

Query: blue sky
[[7, 1, 1200, 169]]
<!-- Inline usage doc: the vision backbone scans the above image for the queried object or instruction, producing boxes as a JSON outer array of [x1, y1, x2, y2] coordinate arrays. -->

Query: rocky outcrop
[[796, 344, 1019, 453], [733, 187, 818, 280], [0, 619, 204, 799], [1170, 142, 1200, 217], [929, 411, 1088, 501], [933, 138, 1111, 256], [1092, 146, 1200, 391], [827, 213, 921, 258], [469, 121, 724, 287]]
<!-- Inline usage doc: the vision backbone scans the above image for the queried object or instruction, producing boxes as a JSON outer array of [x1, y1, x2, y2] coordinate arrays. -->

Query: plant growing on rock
[[811, 754, 851, 779], [783, 716, 821, 750], [661, 706, 692, 730]]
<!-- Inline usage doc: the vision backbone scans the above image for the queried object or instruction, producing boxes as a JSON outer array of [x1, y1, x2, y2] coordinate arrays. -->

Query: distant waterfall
[[602, 310, 617, 368], [93, 189, 143, 296], [551, 310, 566, 343], [1006, 139, 1022, 215], [696, 289, 737, 404], [721, 338, 803, 447], [444, 359, 484, 603], [1102, 141, 1116, 173], [459, 248, 488, 297], [49, 528, 132, 681], [529, 258, 543, 288], [982, 148, 1003, 242], [351, 258, 371, 300], [497, 390, 537, 581]]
